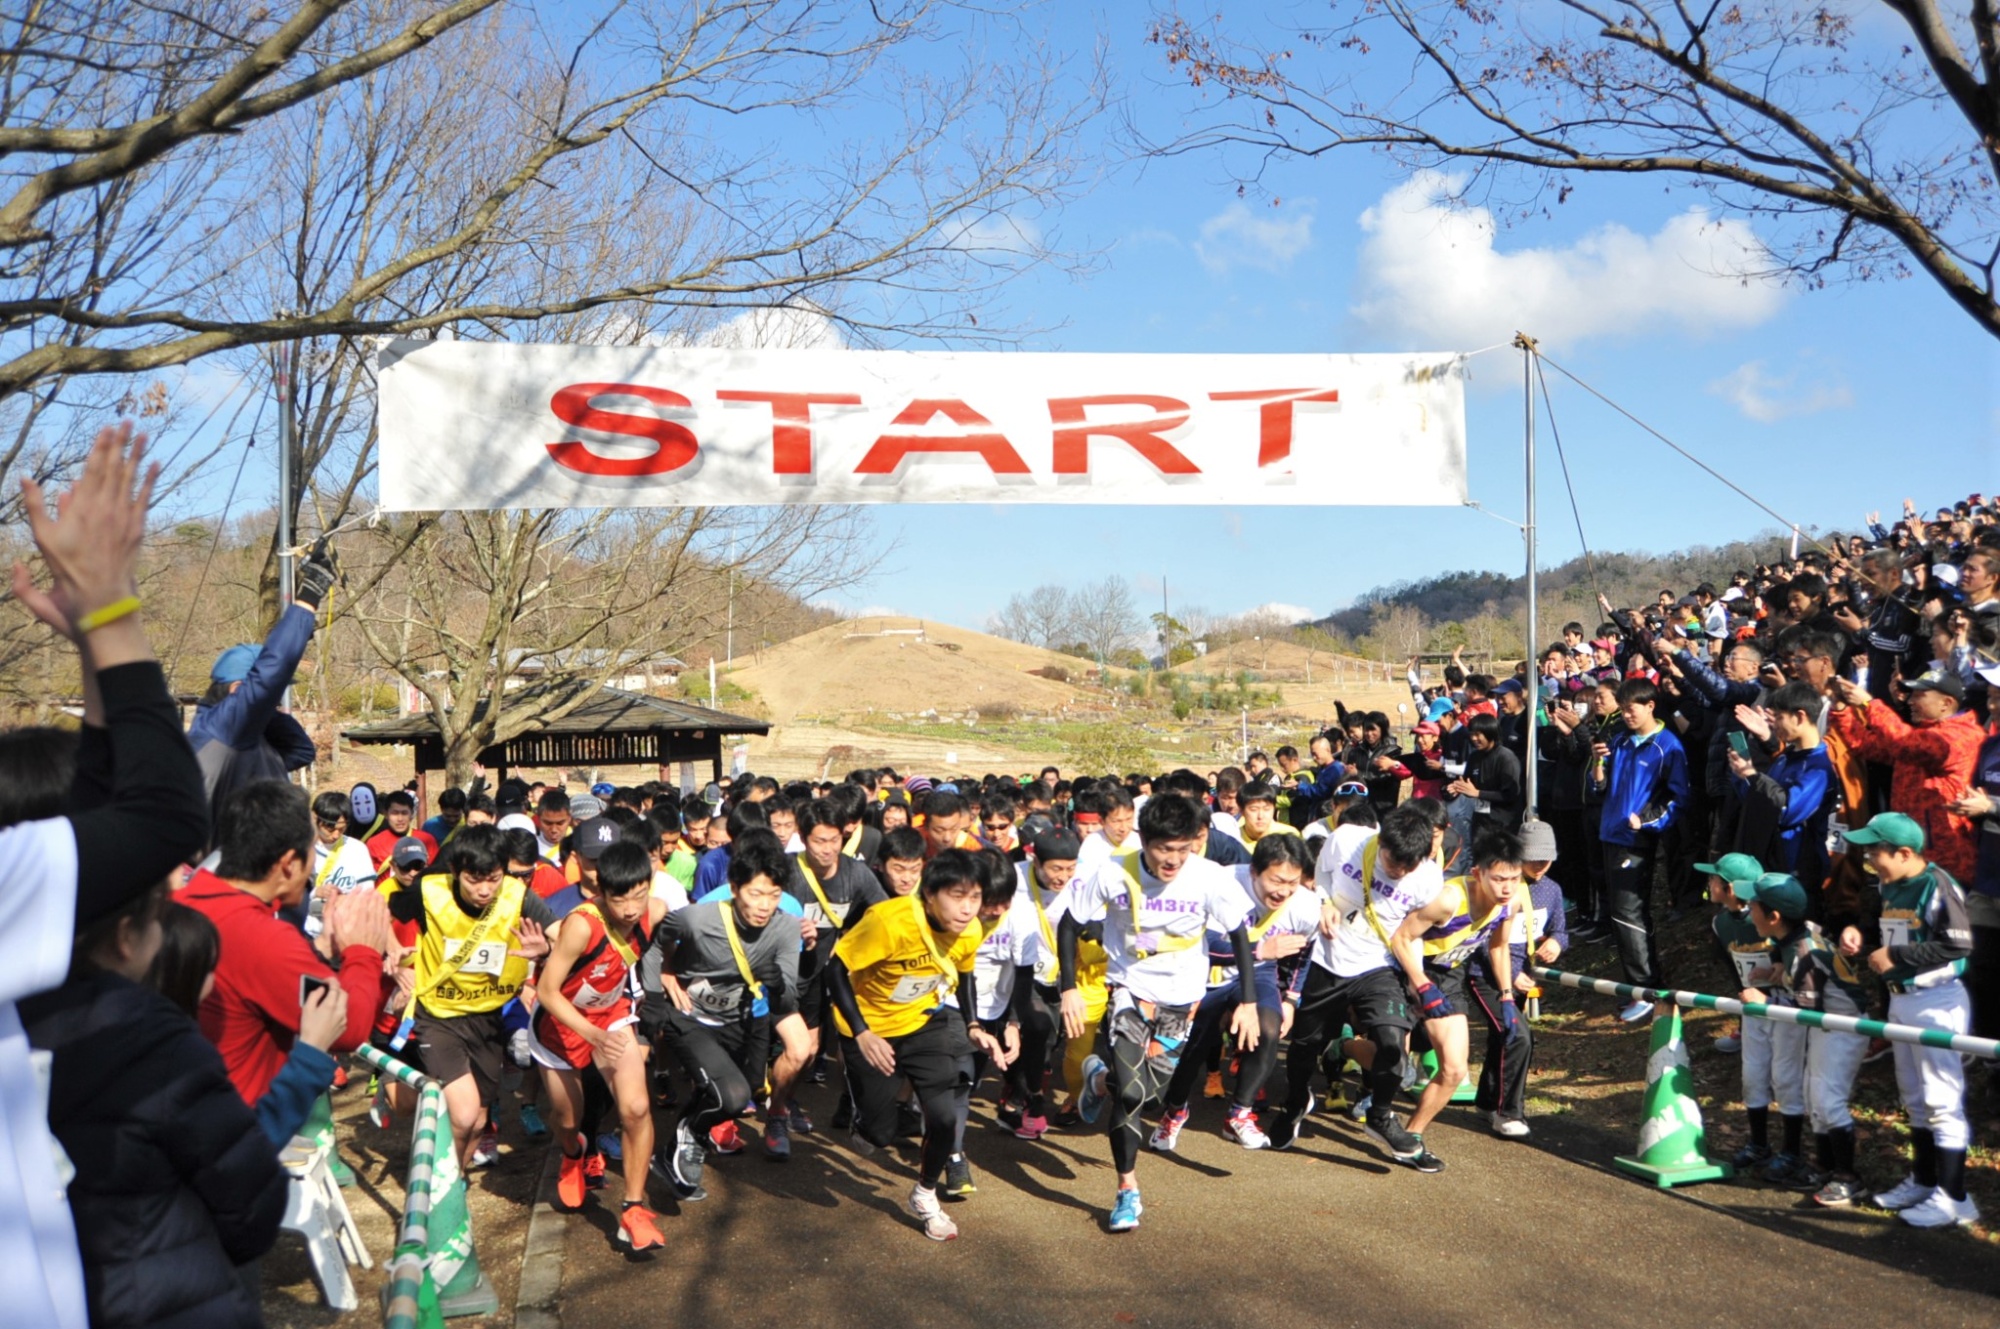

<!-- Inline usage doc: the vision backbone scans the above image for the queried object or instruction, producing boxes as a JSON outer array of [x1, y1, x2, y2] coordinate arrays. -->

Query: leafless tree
[[1073, 573, 1141, 663], [1148, 2, 2000, 340], [993, 582, 1082, 648]]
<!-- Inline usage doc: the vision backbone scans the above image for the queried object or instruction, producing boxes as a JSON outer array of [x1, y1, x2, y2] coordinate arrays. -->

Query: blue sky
[[813, 2, 1999, 630], [170, 2, 1999, 633]]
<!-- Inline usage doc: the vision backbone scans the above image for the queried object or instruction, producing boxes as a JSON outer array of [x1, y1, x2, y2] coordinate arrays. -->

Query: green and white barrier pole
[[1532, 967, 2000, 1060], [353, 1044, 499, 1325]]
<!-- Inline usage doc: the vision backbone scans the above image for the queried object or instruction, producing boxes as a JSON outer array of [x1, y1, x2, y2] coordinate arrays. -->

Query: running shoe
[[332, 1062, 348, 1090], [996, 1099, 1025, 1133], [617, 1203, 667, 1252], [470, 1123, 500, 1169], [1223, 1106, 1269, 1150], [585, 1150, 606, 1190], [1762, 1153, 1821, 1190], [1052, 1105, 1084, 1129], [368, 1086, 394, 1131], [787, 1102, 815, 1135], [906, 1184, 959, 1241], [1078, 1055, 1110, 1125], [1811, 1176, 1863, 1208], [1712, 1035, 1742, 1054], [1149, 1106, 1190, 1153], [557, 1145, 589, 1210], [1013, 1113, 1050, 1141], [1364, 1112, 1422, 1163], [519, 1102, 550, 1141], [1730, 1142, 1773, 1169], [1618, 1000, 1654, 1023], [1490, 1113, 1531, 1139], [1402, 1135, 1446, 1173], [847, 1124, 879, 1159], [943, 1153, 976, 1199], [1107, 1186, 1143, 1233], [596, 1131, 624, 1162], [1900, 1189, 1980, 1229], [1873, 1174, 1932, 1210], [763, 1115, 792, 1161], [709, 1118, 745, 1155], [1203, 1070, 1227, 1100], [1349, 1092, 1372, 1122], [671, 1119, 706, 1190], [1267, 1092, 1313, 1150]]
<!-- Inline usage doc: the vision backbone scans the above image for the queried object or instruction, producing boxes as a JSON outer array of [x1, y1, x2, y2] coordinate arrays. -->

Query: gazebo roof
[[341, 686, 768, 774]]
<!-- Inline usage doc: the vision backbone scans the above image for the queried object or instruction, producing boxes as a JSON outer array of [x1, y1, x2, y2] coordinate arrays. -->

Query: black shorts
[[368, 1026, 426, 1076], [1333, 966, 1415, 1034], [796, 967, 828, 1031], [412, 1009, 508, 1106], [1426, 964, 1473, 1018]]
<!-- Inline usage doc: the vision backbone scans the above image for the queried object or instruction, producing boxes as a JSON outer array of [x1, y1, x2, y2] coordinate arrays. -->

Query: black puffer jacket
[[23, 970, 284, 1329]]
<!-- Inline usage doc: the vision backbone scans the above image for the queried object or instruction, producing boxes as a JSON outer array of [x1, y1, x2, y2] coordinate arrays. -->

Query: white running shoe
[[1149, 1107, 1189, 1153], [1899, 1188, 1979, 1229], [1223, 1109, 1270, 1150], [1490, 1113, 1531, 1139], [906, 1184, 959, 1241], [1873, 1175, 1931, 1210]]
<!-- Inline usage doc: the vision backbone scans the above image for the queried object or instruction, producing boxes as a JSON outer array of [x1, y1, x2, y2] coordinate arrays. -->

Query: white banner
[[376, 341, 1468, 510]]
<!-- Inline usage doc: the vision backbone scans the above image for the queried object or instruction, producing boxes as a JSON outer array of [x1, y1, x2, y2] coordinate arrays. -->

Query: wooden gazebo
[[341, 686, 770, 806]]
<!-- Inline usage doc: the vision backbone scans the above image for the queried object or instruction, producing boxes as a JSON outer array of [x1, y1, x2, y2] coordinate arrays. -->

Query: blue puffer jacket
[[187, 603, 318, 825]]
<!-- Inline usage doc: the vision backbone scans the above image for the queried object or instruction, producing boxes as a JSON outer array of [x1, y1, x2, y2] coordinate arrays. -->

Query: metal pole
[[1518, 333, 1539, 818], [275, 345, 296, 608]]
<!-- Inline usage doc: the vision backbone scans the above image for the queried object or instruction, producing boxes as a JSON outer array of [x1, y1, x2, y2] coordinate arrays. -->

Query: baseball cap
[[496, 812, 536, 835], [1517, 818, 1558, 862], [1842, 811, 1925, 851], [1031, 828, 1081, 862], [1732, 872, 1808, 918], [391, 836, 431, 871], [568, 793, 604, 821], [1490, 678, 1524, 696], [1974, 653, 2000, 687], [573, 816, 620, 861], [210, 643, 259, 684], [590, 781, 616, 798], [936, 782, 959, 794], [1424, 698, 1457, 722], [1413, 721, 1440, 736], [1905, 668, 1966, 703], [1693, 852, 1763, 885]]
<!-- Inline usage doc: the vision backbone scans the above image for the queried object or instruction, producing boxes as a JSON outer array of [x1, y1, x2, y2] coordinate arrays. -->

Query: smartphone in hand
[[300, 974, 333, 1007]]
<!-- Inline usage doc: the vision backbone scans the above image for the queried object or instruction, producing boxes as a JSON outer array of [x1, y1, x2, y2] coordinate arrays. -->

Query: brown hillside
[[1173, 636, 1401, 685], [726, 617, 1103, 724]]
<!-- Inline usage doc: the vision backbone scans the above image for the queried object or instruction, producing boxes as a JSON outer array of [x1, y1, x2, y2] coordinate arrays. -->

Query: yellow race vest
[[414, 872, 532, 1018]]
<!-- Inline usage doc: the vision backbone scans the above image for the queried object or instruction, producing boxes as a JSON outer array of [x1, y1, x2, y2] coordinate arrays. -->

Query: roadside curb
[[514, 1148, 565, 1329]]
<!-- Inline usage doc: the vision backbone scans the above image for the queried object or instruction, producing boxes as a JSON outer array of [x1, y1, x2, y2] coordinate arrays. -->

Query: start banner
[[376, 341, 1469, 510]]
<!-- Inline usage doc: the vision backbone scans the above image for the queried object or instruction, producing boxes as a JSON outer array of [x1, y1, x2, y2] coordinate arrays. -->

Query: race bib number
[[803, 900, 851, 929], [574, 974, 623, 1011], [687, 977, 743, 1019], [1436, 944, 1475, 970], [889, 974, 943, 1004], [1731, 951, 1764, 986], [461, 940, 508, 978], [1880, 915, 1914, 949]]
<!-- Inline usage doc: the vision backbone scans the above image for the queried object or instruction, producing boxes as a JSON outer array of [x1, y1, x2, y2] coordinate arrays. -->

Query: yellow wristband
[[75, 595, 141, 634]]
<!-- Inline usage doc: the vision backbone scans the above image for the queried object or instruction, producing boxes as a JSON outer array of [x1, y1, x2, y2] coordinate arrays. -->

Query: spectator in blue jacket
[[1595, 677, 1690, 1020], [187, 541, 339, 832], [1727, 681, 1836, 891]]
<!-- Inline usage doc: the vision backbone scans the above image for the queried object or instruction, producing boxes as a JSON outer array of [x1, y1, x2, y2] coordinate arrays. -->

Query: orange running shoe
[[618, 1203, 667, 1252], [709, 1118, 745, 1155], [558, 1145, 589, 1211], [1204, 1070, 1227, 1100]]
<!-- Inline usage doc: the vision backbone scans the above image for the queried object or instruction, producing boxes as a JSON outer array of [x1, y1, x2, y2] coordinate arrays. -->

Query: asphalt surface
[[548, 1081, 1999, 1329]]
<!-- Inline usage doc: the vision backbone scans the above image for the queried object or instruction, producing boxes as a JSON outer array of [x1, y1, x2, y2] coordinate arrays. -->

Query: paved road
[[548, 1084, 1997, 1329]]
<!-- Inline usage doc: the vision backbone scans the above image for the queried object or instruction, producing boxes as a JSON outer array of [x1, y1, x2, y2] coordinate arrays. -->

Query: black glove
[[295, 538, 339, 610]]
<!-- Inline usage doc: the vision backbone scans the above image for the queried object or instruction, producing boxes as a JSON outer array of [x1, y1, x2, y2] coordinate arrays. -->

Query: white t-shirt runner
[[1065, 850, 1252, 1007], [1312, 828, 1446, 980], [1205, 865, 1323, 990], [305, 834, 380, 937], [968, 889, 1046, 1022]]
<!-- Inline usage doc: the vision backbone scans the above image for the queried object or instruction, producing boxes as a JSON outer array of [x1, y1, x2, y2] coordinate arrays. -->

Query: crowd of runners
[[4, 428, 1997, 1329]]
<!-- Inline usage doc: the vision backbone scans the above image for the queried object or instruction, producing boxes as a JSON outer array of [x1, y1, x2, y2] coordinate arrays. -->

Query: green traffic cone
[[1614, 1002, 1733, 1188], [302, 1091, 356, 1187], [1411, 1048, 1478, 1103], [425, 1140, 499, 1318]]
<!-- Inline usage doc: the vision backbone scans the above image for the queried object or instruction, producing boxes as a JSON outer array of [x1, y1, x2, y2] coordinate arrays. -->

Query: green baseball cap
[[1731, 872, 1809, 918], [1842, 811, 1926, 851], [1694, 852, 1763, 885]]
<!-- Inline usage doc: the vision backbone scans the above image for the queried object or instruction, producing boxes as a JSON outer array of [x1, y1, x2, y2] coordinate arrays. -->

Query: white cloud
[[1193, 202, 1314, 274], [949, 212, 1043, 257], [1246, 601, 1316, 625], [1350, 171, 1786, 348], [697, 305, 845, 350], [1707, 359, 1853, 422]]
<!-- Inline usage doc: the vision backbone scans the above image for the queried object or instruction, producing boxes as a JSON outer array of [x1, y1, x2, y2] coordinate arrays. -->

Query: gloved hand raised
[[295, 537, 340, 610]]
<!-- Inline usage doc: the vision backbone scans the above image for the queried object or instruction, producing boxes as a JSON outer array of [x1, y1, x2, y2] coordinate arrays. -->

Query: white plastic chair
[[279, 1136, 371, 1311]]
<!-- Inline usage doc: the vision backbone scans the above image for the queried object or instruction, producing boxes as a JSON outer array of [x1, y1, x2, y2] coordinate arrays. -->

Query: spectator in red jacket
[[180, 779, 394, 1108], [1828, 670, 1983, 882]]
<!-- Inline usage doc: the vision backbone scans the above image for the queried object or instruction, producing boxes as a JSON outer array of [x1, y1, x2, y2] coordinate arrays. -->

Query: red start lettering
[[542, 383, 1341, 478], [852, 398, 1031, 475], [545, 383, 699, 476]]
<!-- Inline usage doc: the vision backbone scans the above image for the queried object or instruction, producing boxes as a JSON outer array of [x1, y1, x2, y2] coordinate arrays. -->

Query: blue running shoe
[[518, 1103, 549, 1141], [596, 1130, 623, 1162], [1078, 1055, 1110, 1126], [1108, 1187, 1143, 1233]]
